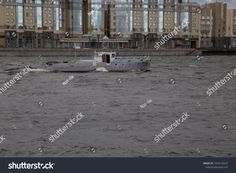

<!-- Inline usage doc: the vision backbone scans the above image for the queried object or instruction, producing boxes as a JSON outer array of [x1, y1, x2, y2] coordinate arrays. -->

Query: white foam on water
[[96, 67, 108, 72], [29, 68, 49, 72]]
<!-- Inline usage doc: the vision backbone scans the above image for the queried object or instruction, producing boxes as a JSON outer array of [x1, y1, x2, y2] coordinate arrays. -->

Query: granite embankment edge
[[0, 48, 201, 57]]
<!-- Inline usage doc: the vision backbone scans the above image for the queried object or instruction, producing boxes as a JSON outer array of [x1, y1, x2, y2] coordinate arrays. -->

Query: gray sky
[[190, 0, 236, 8]]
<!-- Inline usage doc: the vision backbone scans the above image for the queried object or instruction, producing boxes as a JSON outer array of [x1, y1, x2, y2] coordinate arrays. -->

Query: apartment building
[[0, 0, 65, 48], [208, 2, 227, 48], [200, 3, 213, 48], [0, 0, 234, 49], [175, 1, 201, 48], [0, 3, 7, 47], [226, 9, 236, 48]]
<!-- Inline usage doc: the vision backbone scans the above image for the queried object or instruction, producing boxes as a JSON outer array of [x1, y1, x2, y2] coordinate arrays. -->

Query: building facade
[[0, 0, 234, 49], [226, 9, 236, 48], [208, 2, 227, 48], [200, 3, 213, 48], [0, 0, 65, 48], [200, 2, 235, 49], [62, 0, 200, 49]]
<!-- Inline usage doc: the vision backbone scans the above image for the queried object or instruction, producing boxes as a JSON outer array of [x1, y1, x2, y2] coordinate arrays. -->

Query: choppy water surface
[[0, 55, 235, 157]]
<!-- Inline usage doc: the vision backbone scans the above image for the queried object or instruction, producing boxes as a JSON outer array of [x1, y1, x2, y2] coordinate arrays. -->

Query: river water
[[0, 55, 235, 157]]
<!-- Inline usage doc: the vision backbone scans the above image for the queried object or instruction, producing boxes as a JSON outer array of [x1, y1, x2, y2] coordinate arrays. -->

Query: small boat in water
[[46, 52, 151, 72]]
